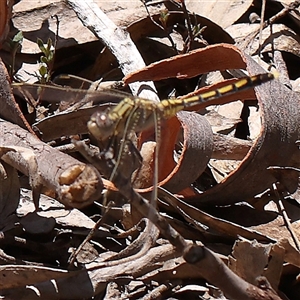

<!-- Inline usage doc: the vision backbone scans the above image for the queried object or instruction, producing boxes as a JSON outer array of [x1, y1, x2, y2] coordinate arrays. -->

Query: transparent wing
[[11, 81, 136, 109]]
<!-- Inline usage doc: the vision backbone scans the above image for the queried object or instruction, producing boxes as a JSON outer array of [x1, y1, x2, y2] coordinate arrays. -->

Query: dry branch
[[66, 0, 159, 101], [0, 118, 103, 208]]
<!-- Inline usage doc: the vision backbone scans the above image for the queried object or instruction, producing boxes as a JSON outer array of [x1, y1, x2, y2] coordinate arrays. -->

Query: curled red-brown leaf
[[0, 0, 13, 49]]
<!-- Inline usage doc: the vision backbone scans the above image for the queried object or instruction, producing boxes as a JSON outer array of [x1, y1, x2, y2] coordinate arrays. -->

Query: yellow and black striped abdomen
[[158, 72, 276, 119]]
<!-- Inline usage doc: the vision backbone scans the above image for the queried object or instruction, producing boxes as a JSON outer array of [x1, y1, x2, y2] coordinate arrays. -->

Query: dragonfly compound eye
[[88, 111, 116, 141]]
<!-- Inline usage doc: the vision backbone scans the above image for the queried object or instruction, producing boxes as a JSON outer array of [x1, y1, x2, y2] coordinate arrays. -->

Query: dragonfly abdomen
[[158, 72, 276, 119]]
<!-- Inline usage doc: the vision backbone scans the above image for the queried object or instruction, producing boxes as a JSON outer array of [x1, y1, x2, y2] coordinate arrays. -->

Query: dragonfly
[[86, 72, 276, 183], [12, 72, 276, 265], [86, 71, 276, 235], [12, 72, 276, 198], [88, 73, 276, 142], [69, 71, 277, 265]]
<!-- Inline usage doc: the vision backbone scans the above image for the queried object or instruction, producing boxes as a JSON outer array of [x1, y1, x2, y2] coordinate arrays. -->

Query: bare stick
[[258, 0, 266, 58], [0, 118, 103, 208], [66, 0, 159, 101]]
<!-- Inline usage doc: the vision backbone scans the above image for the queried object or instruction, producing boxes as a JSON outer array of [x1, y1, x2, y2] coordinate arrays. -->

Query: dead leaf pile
[[0, 0, 299, 299]]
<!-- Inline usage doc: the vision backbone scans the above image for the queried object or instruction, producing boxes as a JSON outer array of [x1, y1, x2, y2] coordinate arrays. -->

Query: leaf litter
[[0, 0, 299, 299]]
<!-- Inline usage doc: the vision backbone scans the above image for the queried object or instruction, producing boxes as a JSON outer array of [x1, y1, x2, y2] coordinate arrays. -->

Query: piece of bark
[[212, 133, 252, 160]]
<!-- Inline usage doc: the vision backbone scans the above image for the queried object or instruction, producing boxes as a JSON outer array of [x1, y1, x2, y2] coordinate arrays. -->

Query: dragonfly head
[[88, 111, 116, 141]]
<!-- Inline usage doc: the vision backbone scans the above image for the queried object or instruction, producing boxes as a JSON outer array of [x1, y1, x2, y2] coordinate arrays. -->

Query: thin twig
[[258, 0, 266, 58], [181, 0, 194, 52], [272, 183, 300, 251], [68, 201, 115, 267]]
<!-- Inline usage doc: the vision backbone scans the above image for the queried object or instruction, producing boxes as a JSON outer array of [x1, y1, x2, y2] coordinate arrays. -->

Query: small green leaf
[[47, 38, 53, 49], [159, 9, 170, 28], [39, 65, 47, 77], [37, 38, 46, 53], [12, 31, 23, 43], [40, 56, 48, 64], [47, 52, 54, 62]]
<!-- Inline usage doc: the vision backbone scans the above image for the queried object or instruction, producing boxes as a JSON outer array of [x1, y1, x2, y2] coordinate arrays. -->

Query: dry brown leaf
[[229, 239, 284, 290], [124, 44, 249, 83], [182, 0, 253, 28], [33, 104, 110, 142], [136, 111, 213, 193]]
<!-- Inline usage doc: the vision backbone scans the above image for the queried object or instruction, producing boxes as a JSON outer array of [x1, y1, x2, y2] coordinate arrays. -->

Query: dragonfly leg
[[109, 138, 143, 183]]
